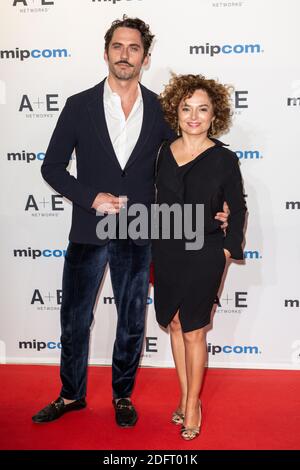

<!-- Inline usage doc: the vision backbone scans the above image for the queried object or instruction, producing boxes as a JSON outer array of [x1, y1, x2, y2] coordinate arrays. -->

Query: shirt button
[[121, 171, 127, 177]]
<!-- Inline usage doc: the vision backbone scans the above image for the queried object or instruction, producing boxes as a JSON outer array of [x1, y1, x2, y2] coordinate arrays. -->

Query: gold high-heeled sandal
[[171, 409, 185, 425], [180, 400, 201, 441]]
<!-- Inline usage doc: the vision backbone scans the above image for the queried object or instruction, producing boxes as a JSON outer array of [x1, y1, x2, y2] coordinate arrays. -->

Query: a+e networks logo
[[13, 0, 54, 14], [18, 93, 60, 119], [25, 194, 65, 218]]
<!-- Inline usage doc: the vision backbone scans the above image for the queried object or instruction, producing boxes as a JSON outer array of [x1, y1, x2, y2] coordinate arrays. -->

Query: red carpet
[[1, 365, 300, 450]]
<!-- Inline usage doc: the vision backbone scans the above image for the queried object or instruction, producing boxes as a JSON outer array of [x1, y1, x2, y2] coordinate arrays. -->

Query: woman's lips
[[187, 122, 201, 127]]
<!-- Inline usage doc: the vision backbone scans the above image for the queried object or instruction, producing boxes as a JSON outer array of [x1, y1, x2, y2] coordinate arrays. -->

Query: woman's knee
[[183, 327, 206, 343], [170, 312, 182, 332]]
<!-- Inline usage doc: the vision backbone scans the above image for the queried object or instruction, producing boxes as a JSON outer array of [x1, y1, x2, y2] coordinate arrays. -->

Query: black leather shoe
[[113, 398, 138, 427], [32, 396, 86, 423]]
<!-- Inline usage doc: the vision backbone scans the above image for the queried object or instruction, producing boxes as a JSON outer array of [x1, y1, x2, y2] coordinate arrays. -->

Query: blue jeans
[[59, 240, 151, 400]]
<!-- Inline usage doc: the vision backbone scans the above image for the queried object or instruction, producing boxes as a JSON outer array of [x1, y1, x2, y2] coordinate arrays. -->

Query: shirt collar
[[104, 78, 142, 105]]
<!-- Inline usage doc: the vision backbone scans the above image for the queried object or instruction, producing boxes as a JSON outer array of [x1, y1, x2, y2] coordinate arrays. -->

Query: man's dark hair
[[104, 15, 155, 58]]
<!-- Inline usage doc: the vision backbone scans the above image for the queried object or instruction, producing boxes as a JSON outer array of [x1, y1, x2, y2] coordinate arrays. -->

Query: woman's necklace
[[186, 140, 209, 158]]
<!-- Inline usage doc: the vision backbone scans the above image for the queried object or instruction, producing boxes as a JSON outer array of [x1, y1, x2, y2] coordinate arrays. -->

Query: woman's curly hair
[[159, 74, 233, 137]]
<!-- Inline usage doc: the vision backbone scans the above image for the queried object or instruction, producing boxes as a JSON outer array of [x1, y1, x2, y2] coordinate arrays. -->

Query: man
[[32, 16, 228, 427]]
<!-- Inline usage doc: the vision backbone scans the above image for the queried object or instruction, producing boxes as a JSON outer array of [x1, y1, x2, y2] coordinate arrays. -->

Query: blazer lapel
[[87, 79, 158, 171], [87, 79, 121, 170], [125, 84, 158, 170]]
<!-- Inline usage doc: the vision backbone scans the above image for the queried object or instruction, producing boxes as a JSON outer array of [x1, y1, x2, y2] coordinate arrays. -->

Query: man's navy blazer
[[41, 79, 174, 245]]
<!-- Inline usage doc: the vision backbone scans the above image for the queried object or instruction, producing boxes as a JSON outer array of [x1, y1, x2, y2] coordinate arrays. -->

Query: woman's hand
[[215, 201, 230, 232], [223, 248, 231, 259]]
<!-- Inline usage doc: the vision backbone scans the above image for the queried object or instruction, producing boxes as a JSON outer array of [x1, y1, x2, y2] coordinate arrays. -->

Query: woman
[[152, 74, 246, 440]]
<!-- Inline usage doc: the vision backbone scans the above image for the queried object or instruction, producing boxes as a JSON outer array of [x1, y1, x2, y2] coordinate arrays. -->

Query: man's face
[[104, 27, 149, 81]]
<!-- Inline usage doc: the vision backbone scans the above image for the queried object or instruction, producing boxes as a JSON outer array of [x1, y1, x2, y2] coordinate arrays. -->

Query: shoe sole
[[116, 416, 138, 428], [32, 404, 87, 423]]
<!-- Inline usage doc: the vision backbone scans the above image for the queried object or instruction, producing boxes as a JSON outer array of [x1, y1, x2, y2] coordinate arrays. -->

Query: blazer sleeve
[[223, 155, 247, 260], [41, 97, 99, 212]]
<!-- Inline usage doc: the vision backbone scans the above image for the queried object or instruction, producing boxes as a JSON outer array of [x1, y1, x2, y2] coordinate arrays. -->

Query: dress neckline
[[168, 141, 217, 168]]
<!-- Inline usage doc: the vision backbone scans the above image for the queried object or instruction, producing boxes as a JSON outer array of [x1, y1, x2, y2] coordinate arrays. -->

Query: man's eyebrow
[[128, 43, 141, 48], [111, 42, 141, 48]]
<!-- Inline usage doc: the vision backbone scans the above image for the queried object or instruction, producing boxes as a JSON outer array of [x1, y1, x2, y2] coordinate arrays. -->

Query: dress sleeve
[[223, 155, 247, 260]]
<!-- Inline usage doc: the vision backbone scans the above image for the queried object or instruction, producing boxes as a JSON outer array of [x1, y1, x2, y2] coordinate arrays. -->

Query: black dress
[[152, 139, 246, 332]]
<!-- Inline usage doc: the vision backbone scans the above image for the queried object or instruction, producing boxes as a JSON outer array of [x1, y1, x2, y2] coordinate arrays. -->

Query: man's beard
[[113, 68, 135, 80], [109, 61, 139, 81]]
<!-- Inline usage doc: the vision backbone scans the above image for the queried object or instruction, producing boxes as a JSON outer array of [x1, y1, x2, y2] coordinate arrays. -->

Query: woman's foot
[[171, 399, 186, 425], [180, 400, 201, 441], [171, 409, 185, 425]]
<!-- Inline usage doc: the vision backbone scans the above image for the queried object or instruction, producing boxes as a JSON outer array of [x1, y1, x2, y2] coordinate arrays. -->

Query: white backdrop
[[1, 0, 299, 370]]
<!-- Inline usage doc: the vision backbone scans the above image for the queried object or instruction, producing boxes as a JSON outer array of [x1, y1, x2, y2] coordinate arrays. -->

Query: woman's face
[[178, 89, 215, 137]]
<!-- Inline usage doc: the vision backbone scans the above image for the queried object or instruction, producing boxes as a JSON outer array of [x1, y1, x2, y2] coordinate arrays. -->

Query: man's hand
[[92, 193, 128, 214], [215, 201, 230, 231]]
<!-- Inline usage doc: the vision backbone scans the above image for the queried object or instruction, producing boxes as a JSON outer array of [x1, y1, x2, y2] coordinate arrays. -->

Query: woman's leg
[[182, 327, 207, 429], [170, 311, 187, 414]]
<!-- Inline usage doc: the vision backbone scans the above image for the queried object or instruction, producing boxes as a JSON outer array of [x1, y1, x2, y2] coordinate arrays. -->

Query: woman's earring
[[209, 120, 215, 136], [177, 123, 181, 136]]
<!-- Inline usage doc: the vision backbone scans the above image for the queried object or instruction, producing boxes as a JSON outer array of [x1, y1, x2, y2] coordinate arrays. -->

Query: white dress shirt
[[103, 79, 143, 170]]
